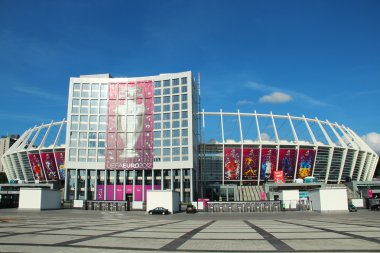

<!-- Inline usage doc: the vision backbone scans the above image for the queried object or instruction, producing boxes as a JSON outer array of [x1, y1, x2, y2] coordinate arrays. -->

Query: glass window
[[163, 96, 170, 103], [182, 102, 188, 110], [154, 122, 161, 129], [182, 111, 188, 118], [182, 94, 187, 101], [163, 139, 170, 146], [154, 89, 161, 95], [182, 120, 188, 127], [98, 132, 106, 140], [90, 100, 98, 114], [99, 100, 107, 114], [173, 138, 180, 146], [90, 115, 97, 123], [172, 121, 180, 128], [98, 149, 105, 161], [163, 113, 170, 120], [154, 140, 161, 147], [163, 88, 170, 95], [163, 148, 170, 156], [172, 112, 179, 120], [99, 116, 106, 123], [163, 121, 170, 129], [154, 97, 161, 103], [91, 84, 99, 97], [182, 147, 188, 155], [154, 148, 161, 156], [163, 130, 170, 138], [80, 99, 89, 114], [182, 129, 188, 136], [100, 83, 107, 98], [88, 149, 96, 157], [172, 130, 179, 137], [71, 115, 79, 122], [173, 95, 179, 103], [154, 114, 161, 121], [172, 87, 179, 94], [163, 104, 170, 111], [182, 86, 187, 92], [181, 77, 187, 84], [154, 81, 161, 88], [69, 148, 77, 161], [80, 115, 88, 122], [182, 138, 188, 145], [172, 104, 179, 111], [82, 83, 90, 97], [173, 147, 180, 155], [172, 78, 179, 86], [154, 105, 161, 112], [154, 131, 161, 138], [163, 80, 170, 87]]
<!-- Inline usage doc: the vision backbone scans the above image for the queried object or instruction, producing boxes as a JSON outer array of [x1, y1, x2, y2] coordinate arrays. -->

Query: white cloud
[[236, 99, 254, 106], [260, 133, 271, 141], [362, 132, 380, 155], [246, 81, 327, 106], [259, 92, 293, 104], [13, 86, 65, 101]]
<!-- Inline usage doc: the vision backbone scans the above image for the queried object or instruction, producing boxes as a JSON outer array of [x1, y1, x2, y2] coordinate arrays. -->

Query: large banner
[[54, 151, 65, 180], [106, 81, 154, 170], [224, 148, 241, 180], [260, 148, 277, 181], [28, 153, 45, 181], [278, 148, 296, 179], [242, 148, 259, 180], [40, 152, 59, 181], [297, 149, 315, 179]]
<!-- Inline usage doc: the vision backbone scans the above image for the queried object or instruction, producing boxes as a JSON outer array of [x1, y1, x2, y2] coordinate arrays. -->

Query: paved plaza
[[0, 209, 380, 252]]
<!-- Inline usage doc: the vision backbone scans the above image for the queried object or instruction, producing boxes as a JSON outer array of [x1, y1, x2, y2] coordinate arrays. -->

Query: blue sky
[[0, 0, 379, 153]]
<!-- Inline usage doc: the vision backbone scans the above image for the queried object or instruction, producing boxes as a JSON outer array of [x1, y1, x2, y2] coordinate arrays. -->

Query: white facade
[[19, 188, 61, 210]]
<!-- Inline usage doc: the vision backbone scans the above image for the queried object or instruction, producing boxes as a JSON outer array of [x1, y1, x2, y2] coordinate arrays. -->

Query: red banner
[[224, 148, 241, 180], [40, 152, 59, 181], [28, 153, 45, 181], [297, 149, 315, 179], [106, 81, 154, 170], [273, 170, 285, 183], [242, 148, 259, 180]]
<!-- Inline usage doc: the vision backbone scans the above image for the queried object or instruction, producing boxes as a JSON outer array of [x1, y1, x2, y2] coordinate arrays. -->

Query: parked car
[[148, 207, 169, 215], [348, 203, 357, 212], [186, 204, 197, 213]]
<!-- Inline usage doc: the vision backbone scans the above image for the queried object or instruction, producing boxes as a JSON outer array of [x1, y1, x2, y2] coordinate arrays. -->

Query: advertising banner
[[28, 153, 46, 181], [106, 81, 154, 170], [273, 170, 285, 183], [54, 151, 65, 180], [278, 148, 296, 179], [224, 148, 241, 180], [260, 148, 277, 181], [97, 185, 104, 200], [242, 148, 259, 180], [297, 149, 315, 179], [40, 152, 59, 181]]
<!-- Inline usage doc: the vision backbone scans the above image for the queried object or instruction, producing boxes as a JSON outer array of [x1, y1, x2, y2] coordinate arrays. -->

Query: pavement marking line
[[160, 220, 216, 251], [53, 220, 184, 246], [277, 220, 380, 244], [243, 220, 295, 252]]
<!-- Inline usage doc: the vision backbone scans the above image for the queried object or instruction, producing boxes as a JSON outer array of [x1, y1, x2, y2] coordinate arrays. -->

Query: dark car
[[148, 207, 169, 215], [348, 203, 357, 212], [186, 204, 197, 213]]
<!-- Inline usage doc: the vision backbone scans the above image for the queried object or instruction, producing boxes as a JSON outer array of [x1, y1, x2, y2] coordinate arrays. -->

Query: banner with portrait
[[242, 148, 259, 180], [28, 153, 46, 181], [106, 81, 154, 170], [54, 151, 65, 180], [297, 149, 315, 179], [224, 148, 241, 180], [278, 148, 296, 179], [260, 148, 277, 181], [40, 152, 59, 181]]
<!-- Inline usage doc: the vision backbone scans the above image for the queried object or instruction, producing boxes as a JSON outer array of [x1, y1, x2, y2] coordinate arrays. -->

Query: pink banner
[[106, 81, 154, 170], [242, 148, 259, 180], [224, 148, 241, 180], [40, 152, 59, 181], [278, 148, 296, 179], [97, 185, 104, 200], [28, 153, 45, 181], [54, 151, 65, 180], [297, 149, 315, 179], [260, 148, 277, 181]]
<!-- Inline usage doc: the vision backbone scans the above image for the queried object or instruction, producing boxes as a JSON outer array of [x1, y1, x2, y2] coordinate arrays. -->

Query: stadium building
[[1, 71, 379, 208]]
